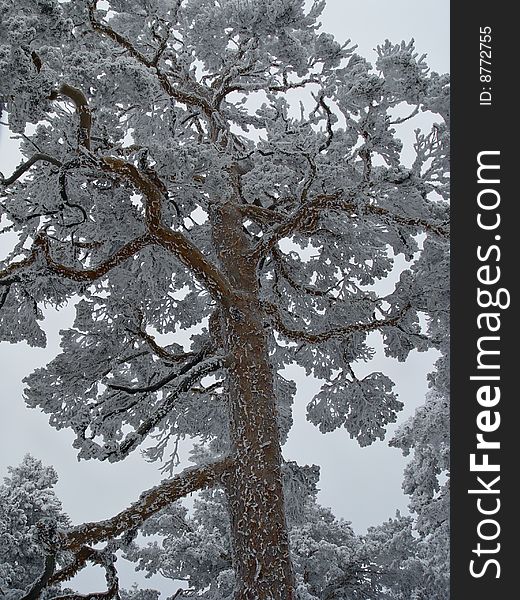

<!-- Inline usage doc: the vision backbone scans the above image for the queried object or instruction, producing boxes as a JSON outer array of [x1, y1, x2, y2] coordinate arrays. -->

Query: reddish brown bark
[[213, 201, 296, 600]]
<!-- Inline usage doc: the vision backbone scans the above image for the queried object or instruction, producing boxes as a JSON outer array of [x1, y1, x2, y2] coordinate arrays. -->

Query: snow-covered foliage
[[123, 453, 446, 599], [0, 455, 69, 598], [0, 0, 449, 597]]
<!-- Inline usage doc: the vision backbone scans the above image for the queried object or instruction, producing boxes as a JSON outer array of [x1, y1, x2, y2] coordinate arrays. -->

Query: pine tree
[[0, 1, 449, 598], [0, 455, 69, 597]]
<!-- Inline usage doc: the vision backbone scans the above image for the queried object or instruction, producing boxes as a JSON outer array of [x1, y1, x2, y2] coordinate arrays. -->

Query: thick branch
[[36, 233, 152, 282], [0, 234, 151, 286], [253, 192, 449, 261], [55, 84, 92, 150], [252, 193, 337, 260], [20, 555, 56, 600], [100, 156, 234, 299], [64, 458, 232, 551], [272, 248, 336, 299], [238, 203, 285, 226], [262, 300, 411, 343], [21, 460, 231, 598], [0, 251, 39, 280]]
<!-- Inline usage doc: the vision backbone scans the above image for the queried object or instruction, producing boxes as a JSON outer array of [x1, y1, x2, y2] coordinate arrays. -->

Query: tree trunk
[[212, 201, 295, 599]]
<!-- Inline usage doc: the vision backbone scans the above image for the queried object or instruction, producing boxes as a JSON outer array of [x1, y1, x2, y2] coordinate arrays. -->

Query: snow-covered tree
[[0, 455, 69, 598], [0, 0, 449, 598]]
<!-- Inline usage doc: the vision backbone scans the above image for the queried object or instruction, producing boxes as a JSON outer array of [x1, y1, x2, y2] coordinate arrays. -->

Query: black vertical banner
[[451, 3, 516, 599]]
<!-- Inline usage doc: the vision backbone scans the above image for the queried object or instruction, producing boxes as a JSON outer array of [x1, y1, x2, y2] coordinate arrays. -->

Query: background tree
[[0, 455, 69, 598], [0, 0, 449, 598]]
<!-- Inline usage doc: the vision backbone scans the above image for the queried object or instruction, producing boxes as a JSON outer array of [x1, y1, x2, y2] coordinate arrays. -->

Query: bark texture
[[213, 201, 295, 600]]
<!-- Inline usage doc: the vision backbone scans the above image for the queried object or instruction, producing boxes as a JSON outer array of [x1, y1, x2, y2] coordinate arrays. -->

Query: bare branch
[[20, 459, 230, 597], [0, 153, 62, 187], [364, 203, 449, 237], [0, 248, 40, 280], [390, 104, 420, 125], [316, 95, 334, 152], [272, 248, 336, 299]]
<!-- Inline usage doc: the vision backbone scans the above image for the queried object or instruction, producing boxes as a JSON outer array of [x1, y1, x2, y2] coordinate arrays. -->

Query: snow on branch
[[19, 459, 232, 599], [252, 191, 449, 261], [99, 156, 234, 299], [0, 232, 152, 284], [82, 353, 227, 461], [51, 83, 92, 151], [262, 300, 412, 344], [87, 1, 214, 116], [65, 458, 232, 550], [107, 343, 222, 395]]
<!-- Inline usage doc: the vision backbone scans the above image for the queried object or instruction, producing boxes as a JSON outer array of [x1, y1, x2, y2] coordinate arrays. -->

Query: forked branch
[[20, 459, 232, 599]]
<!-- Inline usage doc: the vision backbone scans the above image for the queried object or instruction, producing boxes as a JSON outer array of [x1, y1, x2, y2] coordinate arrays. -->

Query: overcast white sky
[[0, 0, 449, 594]]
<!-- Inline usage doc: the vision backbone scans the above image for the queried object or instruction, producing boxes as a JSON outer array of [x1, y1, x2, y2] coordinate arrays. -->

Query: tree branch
[[99, 353, 226, 460], [99, 156, 234, 300], [262, 300, 411, 344], [64, 458, 232, 551], [87, 1, 214, 116], [21, 460, 231, 596], [364, 203, 449, 238], [44, 548, 119, 600], [252, 192, 449, 261], [252, 193, 338, 260], [54, 84, 92, 150], [272, 248, 338, 299], [35, 233, 153, 282], [238, 203, 285, 226], [19, 555, 56, 600], [133, 328, 197, 363], [0, 233, 151, 285], [107, 342, 217, 395], [0, 153, 62, 187]]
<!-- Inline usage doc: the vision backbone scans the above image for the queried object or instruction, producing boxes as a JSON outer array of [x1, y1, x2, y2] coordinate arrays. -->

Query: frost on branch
[[307, 371, 402, 445]]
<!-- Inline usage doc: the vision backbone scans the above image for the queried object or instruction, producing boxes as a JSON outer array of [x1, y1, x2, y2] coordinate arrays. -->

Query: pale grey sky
[[0, 0, 449, 594]]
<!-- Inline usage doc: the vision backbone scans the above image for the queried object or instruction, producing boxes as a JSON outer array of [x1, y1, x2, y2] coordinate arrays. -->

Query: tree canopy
[[0, 1, 449, 598]]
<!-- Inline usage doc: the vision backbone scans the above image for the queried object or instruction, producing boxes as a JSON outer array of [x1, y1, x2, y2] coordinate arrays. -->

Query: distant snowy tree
[[0, 0, 449, 598], [0, 455, 69, 598]]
